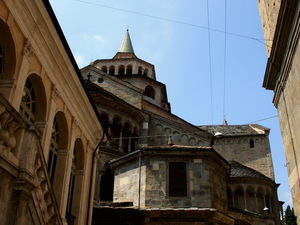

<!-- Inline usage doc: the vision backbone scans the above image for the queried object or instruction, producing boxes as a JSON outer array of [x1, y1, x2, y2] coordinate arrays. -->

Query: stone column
[[53, 149, 68, 210], [72, 169, 85, 223], [106, 118, 113, 147], [7, 180, 33, 225], [118, 128, 123, 150], [255, 190, 259, 213], [243, 187, 247, 210], [128, 135, 132, 153]]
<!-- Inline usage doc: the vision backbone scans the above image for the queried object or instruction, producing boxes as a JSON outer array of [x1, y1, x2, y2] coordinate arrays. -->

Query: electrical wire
[[70, 0, 278, 140], [105, 115, 279, 141], [206, 0, 214, 127], [223, 0, 227, 123], [74, 0, 271, 44], [243, 115, 278, 125]]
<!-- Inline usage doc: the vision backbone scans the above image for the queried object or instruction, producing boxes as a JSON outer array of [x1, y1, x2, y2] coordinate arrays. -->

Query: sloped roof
[[230, 160, 271, 180], [198, 124, 269, 136]]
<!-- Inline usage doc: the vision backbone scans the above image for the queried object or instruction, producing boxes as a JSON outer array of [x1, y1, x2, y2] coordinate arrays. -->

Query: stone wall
[[277, 36, 300, 218], [257, 0, 282, 56], [213, 135, 274, 180], [113, 159, 141, 205], [112, 148, 229, 210]]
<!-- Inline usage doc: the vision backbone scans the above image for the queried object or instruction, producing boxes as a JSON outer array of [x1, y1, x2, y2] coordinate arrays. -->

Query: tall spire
[[119, 29, 134, 53]]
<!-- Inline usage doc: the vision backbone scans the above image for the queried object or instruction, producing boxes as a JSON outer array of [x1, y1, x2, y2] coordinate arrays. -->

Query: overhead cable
[[74, 0, 270, 44], [206, 0, 214, 127]]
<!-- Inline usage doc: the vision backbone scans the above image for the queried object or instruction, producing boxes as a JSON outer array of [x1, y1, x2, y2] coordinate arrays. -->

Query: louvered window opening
[[169, 162, 187, 197]]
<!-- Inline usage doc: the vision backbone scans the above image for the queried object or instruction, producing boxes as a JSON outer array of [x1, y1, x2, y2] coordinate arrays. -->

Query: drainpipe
[[86, 130, 105, 225], [138, 150, 142, 208]]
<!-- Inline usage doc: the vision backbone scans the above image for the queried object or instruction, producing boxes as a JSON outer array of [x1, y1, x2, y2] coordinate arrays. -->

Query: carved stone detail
[[22, 38, 35, 57], [51, 85, 60, 100], [72, 118, 78, 131]]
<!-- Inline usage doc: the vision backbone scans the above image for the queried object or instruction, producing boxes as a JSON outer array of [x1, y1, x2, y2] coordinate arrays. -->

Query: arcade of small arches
[[98, 64, 150, 77], [0, 43, 90, 222], [215, 137, 265, 148], [153, 124, 207, 146], [227, 184, 275, 215], [100, 112, 140, 153]]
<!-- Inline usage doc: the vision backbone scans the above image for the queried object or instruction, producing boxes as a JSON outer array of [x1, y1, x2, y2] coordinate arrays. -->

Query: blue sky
[[49, 0, 292, 208]]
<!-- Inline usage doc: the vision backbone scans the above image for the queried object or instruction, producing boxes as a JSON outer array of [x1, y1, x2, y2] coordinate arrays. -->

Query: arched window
[[126, 65, 132, 74], [246, 186, 256, 212], [48, 117, 59, 183], [0, 19, 16, 80], [109, 66, 115, 75], [144, 85, 155, 99], [265, 195, 271, 214], [250, 139, 254, 148], [138, 66, 143, 75], [256, 188, 265, 214], [101, 66, 107, 73], [19, 75, 47, 124], [118, 65, 125, 75], [143, 68, 148, 76], [19, 79, 36, 123], [66, 148, 76, 223], [234, 188, 245, 210]]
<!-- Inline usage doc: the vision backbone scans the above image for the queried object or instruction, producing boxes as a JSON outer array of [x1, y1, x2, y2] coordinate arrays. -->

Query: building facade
[[0, 0, 286, 224], [0, 0, 104, 224], [258, 0, 300, 223], [85, 30, 282, 225]]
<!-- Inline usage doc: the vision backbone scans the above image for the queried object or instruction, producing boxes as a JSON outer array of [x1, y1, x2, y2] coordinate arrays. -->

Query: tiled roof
[[142, 145, 212, 150], [230, 161, 271, 180]]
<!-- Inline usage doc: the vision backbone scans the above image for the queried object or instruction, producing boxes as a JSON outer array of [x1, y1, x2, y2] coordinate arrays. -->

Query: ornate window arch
[[20, 79, 36, 123], [19, 74, 47, 124], [47, 112, 69, 184]]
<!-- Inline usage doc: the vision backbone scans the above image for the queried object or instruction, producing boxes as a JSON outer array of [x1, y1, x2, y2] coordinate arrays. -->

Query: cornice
[[263, 0, 300, 107]]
